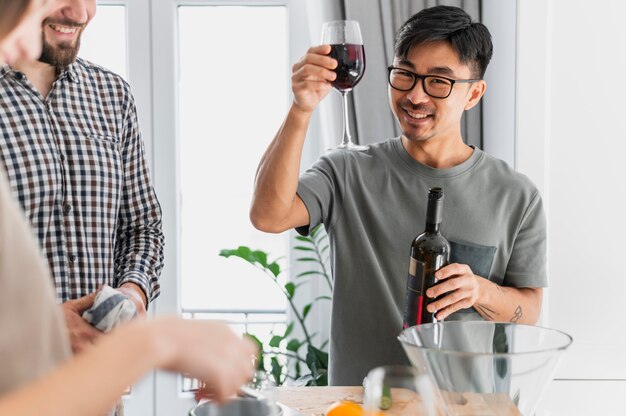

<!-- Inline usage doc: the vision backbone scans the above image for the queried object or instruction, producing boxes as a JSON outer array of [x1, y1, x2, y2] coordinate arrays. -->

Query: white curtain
[[338, 0, 484, 147]]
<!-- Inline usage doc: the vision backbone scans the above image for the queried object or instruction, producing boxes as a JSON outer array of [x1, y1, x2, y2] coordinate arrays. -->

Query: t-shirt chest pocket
[[448, 240, 497, 313], [449, 240, 497, 278]]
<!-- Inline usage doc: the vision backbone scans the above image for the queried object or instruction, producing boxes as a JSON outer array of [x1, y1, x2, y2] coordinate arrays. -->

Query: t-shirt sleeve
[[295, 153, 345, 236], [504, 191, 547, 288]]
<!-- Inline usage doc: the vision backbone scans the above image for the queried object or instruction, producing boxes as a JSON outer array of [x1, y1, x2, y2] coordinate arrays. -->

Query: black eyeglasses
[[387, 66, 481, 99]]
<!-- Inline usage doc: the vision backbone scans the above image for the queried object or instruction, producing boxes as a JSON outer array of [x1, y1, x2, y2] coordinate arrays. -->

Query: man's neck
[[12, 59, 58, 98], [401, 135, 474, 169]]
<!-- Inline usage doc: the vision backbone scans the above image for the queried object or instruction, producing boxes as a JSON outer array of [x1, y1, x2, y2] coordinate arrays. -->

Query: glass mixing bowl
[[398, 322, 572, 415]]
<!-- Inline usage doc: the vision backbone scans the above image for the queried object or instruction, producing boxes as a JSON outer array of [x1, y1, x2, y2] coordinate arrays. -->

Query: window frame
[[150, 1, 309, 413]]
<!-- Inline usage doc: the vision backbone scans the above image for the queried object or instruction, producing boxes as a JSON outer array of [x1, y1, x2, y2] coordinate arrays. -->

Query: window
[[178, 4, 288, 321], [146, 0, 307, 412], [80, 4, 127, 79], [177, 4, 290, 391]]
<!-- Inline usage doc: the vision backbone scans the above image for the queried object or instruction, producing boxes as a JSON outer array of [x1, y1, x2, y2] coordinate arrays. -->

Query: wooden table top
[[274, 386, 521, 416]]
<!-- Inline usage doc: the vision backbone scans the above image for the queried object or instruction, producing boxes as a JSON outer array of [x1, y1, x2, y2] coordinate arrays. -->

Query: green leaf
[[270, 357, 283, 386], [221, 246, 261, 266], [305, 351, 317, 378], [304, 345, 329, 386], [286, 339, 301, 352], [310, 224, 323, 238], [269, 335, 283, 348], [236, 246, 253, 260], [316, 234, 329, 245], [295, 374, 314, 386], [283, 322, 294, 338], [268, 262, 281, 277], [296, 270, 326, 278], [308, 345, 329, 368], [251, 250, 268, 267], [295, 361, 302, 379], [244, 333, 265, 371], [302, 303, 312, 320], [294, 246, 315, 251], [296, 257, 319, 262], [219, 248, 237, 258], [314, 370, 328, 386], [295, 236, 313, 244], [284, 282, 295, 299]]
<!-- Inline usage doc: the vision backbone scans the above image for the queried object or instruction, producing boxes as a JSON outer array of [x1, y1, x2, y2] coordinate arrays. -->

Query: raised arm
[[0, 318, 256, 416], [250, 45, 337, 233]]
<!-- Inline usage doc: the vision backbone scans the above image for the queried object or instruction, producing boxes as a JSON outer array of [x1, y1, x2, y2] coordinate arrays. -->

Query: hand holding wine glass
[[290, 44, 337, 114], [321, 20, 368, 151]]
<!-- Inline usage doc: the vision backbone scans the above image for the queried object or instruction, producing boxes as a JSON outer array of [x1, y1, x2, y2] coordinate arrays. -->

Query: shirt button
[[14, 72, 24, 80], [60, 154, 66, 162], [69, 254, 77, 263], [63, 204, 72, 214]]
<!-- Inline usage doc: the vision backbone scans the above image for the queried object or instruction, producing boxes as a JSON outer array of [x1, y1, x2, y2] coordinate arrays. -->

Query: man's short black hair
[[394, 5, 493, 78]]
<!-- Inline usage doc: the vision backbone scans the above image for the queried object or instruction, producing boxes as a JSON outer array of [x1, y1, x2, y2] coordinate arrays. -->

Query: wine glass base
[[327, 142, 369, 152]]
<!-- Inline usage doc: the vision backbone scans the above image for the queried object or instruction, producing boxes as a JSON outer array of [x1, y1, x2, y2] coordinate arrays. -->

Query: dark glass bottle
[[403, 187, 450, 328]]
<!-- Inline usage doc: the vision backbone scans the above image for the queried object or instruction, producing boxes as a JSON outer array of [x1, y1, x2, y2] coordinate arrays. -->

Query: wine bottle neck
[[425, 197, 443, 233], [425, 221, 440, 233]]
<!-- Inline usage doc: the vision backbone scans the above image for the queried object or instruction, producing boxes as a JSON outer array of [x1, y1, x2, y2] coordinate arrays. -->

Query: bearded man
[[0, 0, 164, 355]]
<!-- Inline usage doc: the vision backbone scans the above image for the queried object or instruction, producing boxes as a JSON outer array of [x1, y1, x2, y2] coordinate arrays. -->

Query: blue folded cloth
[[82, 286, 137, 332]]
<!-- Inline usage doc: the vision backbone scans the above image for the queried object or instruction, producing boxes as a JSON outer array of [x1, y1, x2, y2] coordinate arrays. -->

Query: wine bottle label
[[407, 257, 425, 294], [409, 257, 418, 277], [403, 257, 426, 328]]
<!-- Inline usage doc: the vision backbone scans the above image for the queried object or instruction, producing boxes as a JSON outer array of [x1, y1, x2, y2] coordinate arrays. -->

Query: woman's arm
[[0, 317, 256, 416]]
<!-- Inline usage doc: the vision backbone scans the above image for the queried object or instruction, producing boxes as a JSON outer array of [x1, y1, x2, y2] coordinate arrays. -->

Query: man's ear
[[464, 80, 486, 111]]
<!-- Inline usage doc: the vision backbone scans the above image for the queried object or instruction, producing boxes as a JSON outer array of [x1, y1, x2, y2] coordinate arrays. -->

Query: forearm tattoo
[[510, 306, 523, 323], [476, 304, 496, 320]]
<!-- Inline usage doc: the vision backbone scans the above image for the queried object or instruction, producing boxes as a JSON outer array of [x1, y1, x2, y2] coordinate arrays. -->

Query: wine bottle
[[403, 187, 450, 328]]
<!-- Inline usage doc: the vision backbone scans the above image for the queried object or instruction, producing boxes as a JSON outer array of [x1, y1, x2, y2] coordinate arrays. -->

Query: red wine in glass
[[329, 43, 366, 92], [321, 20, 368, 151]]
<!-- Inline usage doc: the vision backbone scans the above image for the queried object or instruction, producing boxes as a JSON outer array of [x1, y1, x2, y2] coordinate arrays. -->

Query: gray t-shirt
[[296, 137, 546, 386]]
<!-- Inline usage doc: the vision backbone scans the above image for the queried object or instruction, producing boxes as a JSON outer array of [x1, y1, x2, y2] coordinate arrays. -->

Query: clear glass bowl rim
[[398, 321, 573, 358]]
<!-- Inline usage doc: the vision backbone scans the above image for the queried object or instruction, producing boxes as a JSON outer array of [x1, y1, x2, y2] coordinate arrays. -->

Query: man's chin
[[39, 42, 79, 71], [402, 130, 434, 144]]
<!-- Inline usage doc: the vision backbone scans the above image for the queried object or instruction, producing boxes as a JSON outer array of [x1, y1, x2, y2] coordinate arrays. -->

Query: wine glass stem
[[340, 91, 353, 146]]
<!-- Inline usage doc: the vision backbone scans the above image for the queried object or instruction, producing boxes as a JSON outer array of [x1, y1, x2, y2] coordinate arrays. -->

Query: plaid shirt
[[0, 58, 163, 304]]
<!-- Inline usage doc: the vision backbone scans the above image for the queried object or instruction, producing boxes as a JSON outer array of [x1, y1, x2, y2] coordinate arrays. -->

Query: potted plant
[[220, 225, 331, 386]]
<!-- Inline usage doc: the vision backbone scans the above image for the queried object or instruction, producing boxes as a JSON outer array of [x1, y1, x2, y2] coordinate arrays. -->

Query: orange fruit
[[325, 400, 364, 416]]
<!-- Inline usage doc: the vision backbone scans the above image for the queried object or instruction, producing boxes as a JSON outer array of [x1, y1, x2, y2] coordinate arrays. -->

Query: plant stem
[[265, 350, 308, 364], [262, 268, 313, 346]]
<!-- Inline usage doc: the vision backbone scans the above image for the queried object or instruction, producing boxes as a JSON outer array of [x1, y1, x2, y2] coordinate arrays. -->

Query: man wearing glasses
[[251, 5, 546, 386]]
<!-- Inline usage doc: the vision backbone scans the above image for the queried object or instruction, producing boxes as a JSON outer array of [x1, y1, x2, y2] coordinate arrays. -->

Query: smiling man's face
[[389, 40, 485, 146], [39, 0, 96, 71]]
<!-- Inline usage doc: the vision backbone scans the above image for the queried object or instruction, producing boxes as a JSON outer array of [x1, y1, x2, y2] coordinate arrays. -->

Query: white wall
[[516, 0, 626, 414]]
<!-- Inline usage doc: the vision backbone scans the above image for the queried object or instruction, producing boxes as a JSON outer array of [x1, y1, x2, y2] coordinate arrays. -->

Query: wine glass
[[321, 20, 368, 151], [363, 365, 441, 416]]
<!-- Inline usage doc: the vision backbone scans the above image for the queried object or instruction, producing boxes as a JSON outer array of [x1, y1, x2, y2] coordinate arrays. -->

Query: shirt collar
[[0, 60, 83, 83], [59, 60, 83, 84], [0, 65, 13, 80]]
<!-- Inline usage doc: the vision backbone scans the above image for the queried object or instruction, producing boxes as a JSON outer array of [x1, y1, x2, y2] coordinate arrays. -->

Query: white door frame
[[150, 1, 306, 413]]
